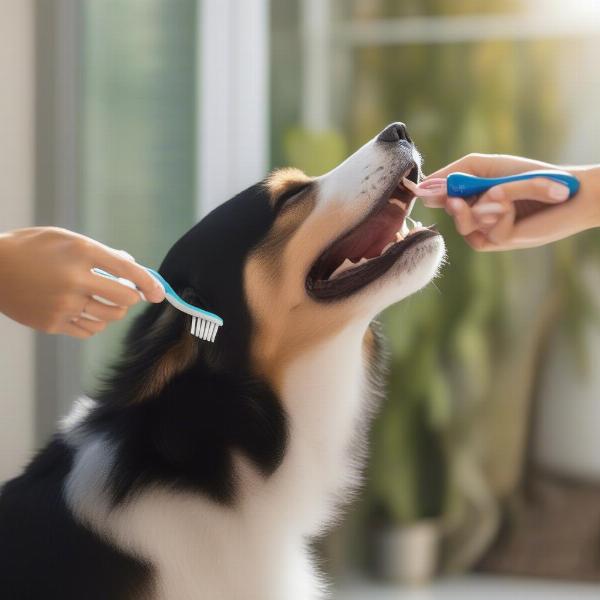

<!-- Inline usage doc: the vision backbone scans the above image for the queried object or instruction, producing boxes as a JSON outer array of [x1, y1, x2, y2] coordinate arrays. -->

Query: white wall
[[198, 0, 269, 215], [0, 0, 36, 481]]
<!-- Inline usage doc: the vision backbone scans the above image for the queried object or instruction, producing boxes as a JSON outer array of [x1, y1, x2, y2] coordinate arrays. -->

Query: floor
[[334, 575, 600, 599]]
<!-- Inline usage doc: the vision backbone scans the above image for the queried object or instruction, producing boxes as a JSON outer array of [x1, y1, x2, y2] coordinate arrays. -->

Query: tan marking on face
[[245, 184, 364, 390], [265, 168, 312, 206]]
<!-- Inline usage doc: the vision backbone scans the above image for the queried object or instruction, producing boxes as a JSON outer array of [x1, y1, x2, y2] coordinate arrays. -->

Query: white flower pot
[[369, 520, 440, 585]]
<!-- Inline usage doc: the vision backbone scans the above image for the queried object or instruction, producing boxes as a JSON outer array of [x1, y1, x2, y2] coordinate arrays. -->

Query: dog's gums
[[306, 166, 436, 300]]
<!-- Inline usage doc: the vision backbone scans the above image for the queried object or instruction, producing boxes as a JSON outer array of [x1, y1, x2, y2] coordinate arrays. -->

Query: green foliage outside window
[[273, 0, 600, 571]]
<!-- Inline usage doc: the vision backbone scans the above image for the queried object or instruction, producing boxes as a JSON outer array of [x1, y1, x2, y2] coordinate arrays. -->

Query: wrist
[[0, 231, 15, 271], [573, 165, 600, 229], [0, 232, 17, 315]]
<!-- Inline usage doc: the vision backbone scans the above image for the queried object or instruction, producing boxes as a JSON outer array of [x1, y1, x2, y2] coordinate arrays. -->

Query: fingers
[[82, 298, 129, 323], [421, 195, 447, 208], [472, 179, 568, 244], [486, 177, 570, 206], [446, 197, 479, 236], [71, 317, 107, 336], [485, 202, 516, 244], [61, 322, 94, 339], [472, 202, 505, 224], [86, 244, 165, 303], [445, 177, 572, 249], [87, 271, 144, 308], [60, 319, 107, 339], [509, 200, 583, 248], [55, 296, 129, 339], [445, 190, 515, 248], [464, 231, 491, 251]]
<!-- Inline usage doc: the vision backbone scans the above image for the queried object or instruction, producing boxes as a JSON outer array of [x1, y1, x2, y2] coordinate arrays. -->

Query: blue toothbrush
[[411, 169, 580, 202], [92, 267, 223, 343], [446, 169, 580, 199]]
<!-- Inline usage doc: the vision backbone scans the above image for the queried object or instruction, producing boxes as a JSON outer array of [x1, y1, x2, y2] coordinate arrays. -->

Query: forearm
[[568, 164, 600, 230], [0, 231, 17, 297]]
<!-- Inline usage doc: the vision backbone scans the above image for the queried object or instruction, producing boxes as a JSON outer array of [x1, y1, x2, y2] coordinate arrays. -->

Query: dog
[[0, 123, 445, 599]]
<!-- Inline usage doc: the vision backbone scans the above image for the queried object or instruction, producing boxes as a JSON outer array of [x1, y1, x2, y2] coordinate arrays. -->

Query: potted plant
[[363, 297, 450, 585]]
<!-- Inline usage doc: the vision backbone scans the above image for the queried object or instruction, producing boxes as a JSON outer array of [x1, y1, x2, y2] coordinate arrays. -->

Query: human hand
[[0, 227, 165, 338], [421, 154, 600, 251]]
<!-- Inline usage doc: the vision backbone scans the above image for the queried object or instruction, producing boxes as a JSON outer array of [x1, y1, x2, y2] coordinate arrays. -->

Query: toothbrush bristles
[[190, 316, 221, 343]]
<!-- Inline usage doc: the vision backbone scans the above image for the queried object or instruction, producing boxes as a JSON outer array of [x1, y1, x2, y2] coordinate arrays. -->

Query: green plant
[[273, 0, 600, 574]]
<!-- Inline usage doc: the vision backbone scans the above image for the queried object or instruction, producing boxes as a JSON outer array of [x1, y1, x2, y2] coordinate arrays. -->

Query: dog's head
[[108, 123, 444, 402], [159, 123, 444, 374]]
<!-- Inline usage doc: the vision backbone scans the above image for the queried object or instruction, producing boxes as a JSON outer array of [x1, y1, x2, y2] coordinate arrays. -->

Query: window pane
[[79, 0, 197, 388]]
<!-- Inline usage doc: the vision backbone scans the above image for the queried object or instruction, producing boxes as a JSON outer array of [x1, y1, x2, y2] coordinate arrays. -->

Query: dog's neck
[[280, 320, 370, 425], [274, 320, 380, 504]]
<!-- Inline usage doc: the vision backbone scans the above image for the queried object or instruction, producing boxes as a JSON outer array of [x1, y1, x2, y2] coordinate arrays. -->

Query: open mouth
[[306, 166, 439, 301]]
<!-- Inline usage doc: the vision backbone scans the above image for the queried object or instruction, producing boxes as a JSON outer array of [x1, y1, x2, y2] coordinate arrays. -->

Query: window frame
[[34, 0, 270, 440]]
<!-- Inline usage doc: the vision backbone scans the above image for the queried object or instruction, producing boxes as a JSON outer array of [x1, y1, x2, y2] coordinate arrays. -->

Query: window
[[37, 0, 269, 426], [79, 0, 198, 390]]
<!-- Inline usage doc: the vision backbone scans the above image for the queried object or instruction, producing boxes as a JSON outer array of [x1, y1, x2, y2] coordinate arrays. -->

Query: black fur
[[0, 439, 152, 599], [0, 183, 289, 598], [85, 182, 288, 504]]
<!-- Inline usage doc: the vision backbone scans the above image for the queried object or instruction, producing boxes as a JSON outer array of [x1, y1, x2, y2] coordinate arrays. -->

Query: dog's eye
[[274, 183, 311, 213]]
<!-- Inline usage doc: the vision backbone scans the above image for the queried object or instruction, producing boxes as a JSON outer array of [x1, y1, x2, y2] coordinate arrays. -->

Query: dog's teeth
[[401, 221, 409, 237], [388, 198, 404, 209], [329, 258, 356, 280], [380, 241, 395, 255], [406, 216, 424, 232]]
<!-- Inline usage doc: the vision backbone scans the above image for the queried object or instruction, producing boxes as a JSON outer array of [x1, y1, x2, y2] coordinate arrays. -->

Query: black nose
[[377, 122, 411, 144]]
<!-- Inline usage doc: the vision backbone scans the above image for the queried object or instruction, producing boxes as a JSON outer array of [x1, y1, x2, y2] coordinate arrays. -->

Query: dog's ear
[[96, 297, 200, 405]]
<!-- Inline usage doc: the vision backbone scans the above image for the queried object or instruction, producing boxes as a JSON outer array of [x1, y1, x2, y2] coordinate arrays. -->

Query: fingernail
[[474, 202, 505, 215], [117, 249, 136, 262], [549, 183, 569, 201]]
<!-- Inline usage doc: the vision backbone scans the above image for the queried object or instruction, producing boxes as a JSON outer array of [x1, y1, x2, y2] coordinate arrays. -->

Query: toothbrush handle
[[91, 266, 156, 300], [447, 170, 580, 200], [93, 266, 169, 292]]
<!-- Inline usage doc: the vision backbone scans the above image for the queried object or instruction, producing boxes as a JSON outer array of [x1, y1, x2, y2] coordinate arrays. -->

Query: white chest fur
[[65, 323, 373, 600], [265, 323, 372, 532]]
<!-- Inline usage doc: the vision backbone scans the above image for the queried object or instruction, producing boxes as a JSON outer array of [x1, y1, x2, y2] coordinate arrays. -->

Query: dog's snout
[[377, 122, 411, 144]]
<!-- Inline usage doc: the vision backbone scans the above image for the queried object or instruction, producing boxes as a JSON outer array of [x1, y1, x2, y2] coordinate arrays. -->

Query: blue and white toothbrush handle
[[91, 266, 223, 342], [447, 170, 580, 199]]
